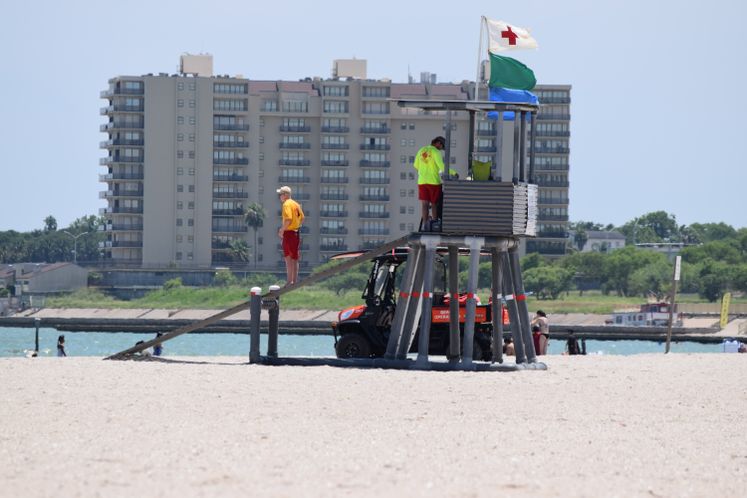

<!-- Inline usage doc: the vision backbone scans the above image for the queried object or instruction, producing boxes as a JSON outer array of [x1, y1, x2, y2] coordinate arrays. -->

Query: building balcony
[[213, 141, 249, 148], [535, 130, 570, 138], [320, 193, 348, 200], [534, 163, 569, 171], [319, 211, 348, 218], [104, 189, 144, 198], [360, 127, 391, 134], [477, 129, 496, 136], [279, 125, 311, 132], [538, 214, 569, 222], [359, 195, 389, 202], [279, 159, 311, 166], [320, 244, 348, 252], [321, 126, 349, 133], [99, 173, 144, 181], [359, 177, 389, 185], [538, 97, 570, 104], [279, 143, 311, 149], [358, 228, 390, 235], [535, 180, 569, 188], [321, 143, 349, 150], [361, 110, 389, 115], [276, 260, 311, 268], [536, 231, 569, 239], [212, 209, 244, 216], [320, 227, 348, 235], [359, 144, 391, 151], [359, 160, 390, 168], [100, 139, 144, 147], [109, 240, 143, 248], [100, 122, 143, 131], [535, 147, 570, 154], [212, 226, 249, 233], [213, 157, 249, 165], [213, 174, 249, 182], [294, 193, 311, 200], [103, 206, 143, 214], [100, 156, 144, 165], [278, 176, 311, 184], [476, 146, 497, 153], [538, 198, 569, 205], [321, 160, 348, 167], [213, 191, 249, 199], [106, 224, 143, 231], [360, 241, 385, 250], [320, 177, 349, 184], [100, 105, 143, 115], [536, 114, 570, 121], [359, 212, 389, 219], [214, 123, 250, 131]]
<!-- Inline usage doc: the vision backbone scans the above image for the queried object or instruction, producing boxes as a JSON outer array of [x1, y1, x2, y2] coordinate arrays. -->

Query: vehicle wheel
[[335, 332, 372, 359]]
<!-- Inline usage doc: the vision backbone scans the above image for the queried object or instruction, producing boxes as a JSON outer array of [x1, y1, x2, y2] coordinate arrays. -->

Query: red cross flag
[[486, 18, 538, 52]]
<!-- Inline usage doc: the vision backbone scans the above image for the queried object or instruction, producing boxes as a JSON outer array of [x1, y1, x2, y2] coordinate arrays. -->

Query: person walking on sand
[[413, 136, 446, 231], [57, 335, 67, 357], [277, 185, 305, 286]]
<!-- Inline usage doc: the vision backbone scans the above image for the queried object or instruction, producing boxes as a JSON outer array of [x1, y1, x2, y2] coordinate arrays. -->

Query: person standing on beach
[[57, 335, 66, 357], [153, 332, 163, 356], [277, 185, 305, 286], [531, 310, 549, 355], [413, 136, 446, 230]]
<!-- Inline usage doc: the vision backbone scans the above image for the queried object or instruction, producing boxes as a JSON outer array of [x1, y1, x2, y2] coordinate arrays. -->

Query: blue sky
[[1, 0, 745, 231]]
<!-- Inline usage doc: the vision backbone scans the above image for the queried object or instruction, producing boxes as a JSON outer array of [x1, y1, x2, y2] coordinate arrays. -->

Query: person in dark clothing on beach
[[57, 335, 66, 357], [153, 332, 163, 356]]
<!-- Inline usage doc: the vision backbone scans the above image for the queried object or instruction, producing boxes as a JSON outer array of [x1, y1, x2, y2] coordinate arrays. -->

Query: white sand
[[1, 354, 745, 497]]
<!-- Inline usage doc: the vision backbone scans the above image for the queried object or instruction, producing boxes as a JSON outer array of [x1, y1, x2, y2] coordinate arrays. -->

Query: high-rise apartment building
[[99, 55, 570, 269]]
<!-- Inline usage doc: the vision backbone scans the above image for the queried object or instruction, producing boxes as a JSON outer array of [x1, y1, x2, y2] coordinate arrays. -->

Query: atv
[[331, 247, 508, 361]]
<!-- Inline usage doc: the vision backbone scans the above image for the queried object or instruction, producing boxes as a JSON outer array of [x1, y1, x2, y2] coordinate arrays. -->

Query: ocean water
[[0, 327, 726, 358]]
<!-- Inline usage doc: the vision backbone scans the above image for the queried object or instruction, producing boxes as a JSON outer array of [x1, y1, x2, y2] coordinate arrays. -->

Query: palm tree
[[244, 203, 266, 268], [228, 239, 250, 263]]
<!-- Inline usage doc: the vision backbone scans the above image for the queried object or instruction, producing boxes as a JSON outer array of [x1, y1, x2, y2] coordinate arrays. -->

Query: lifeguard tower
[[108, 98, 544, 372]]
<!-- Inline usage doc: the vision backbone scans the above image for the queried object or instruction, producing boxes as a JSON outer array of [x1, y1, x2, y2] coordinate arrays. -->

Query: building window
[[178, 82, 184, 91], [189, 168, 195, 176], [177, 134, 184, 142], [188, 151, 195, 159], [176, 252, 182, 260], [188, 185, 195, 193], [188, 201, 194, 209], [177, 99, 184, 108], [400, 189, 406, 197], [176, 219, 183, 227], [177, 150, 184, 159], [177, 185, 184, 192], [177, 167, 184, 175], [176, 235, 183, 242], [400, 223, 406, 230], [177, 116, 184, 124], [189, 134, 195, 142], [189, 100, 195, 108], [177, 201, 183, 209], [189, 117, 196, 125], [188, 219, 194, 227]]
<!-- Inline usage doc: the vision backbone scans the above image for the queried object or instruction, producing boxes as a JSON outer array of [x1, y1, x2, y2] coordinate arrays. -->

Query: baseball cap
[[276, 186, 292, 195]]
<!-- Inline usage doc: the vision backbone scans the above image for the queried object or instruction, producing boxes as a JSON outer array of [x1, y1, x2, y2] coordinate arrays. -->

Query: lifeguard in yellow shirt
[[276, 185, 305, 285], [413, 136, 446, 230]]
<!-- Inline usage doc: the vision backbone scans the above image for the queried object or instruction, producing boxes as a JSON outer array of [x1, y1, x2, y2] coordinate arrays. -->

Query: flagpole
[[474, 16, 486, 101]]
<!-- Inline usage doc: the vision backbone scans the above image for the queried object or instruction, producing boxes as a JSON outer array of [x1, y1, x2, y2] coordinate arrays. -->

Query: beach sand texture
[[1, 354, 745, 497]]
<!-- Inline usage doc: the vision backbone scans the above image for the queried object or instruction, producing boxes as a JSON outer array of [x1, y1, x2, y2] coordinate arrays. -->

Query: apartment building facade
[[99, 57, 570, 269]]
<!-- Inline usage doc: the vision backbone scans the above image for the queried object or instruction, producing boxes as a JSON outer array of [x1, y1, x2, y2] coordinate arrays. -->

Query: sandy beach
[[1, 354, 745, 497]]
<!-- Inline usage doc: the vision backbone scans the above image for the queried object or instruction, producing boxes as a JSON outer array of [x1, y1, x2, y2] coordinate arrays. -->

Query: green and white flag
[[488, 52, 536, 90]]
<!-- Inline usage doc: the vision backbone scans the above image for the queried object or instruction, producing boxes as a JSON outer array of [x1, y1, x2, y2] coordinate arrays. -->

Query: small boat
[[607, 302, 683, 327]]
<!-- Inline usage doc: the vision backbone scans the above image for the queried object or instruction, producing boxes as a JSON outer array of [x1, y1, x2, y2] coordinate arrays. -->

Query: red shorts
[[418, 184, 442, 203], [282, 230, 300, 259]]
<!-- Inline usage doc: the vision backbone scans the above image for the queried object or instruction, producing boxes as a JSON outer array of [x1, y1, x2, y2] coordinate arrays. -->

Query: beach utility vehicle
[[330, 247, 503, 361]]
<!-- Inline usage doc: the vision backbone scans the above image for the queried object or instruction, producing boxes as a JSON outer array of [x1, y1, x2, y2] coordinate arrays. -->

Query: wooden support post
[[462, 237, 483, 365], [397, 246, 426, 359], [267, 285, 280, 358], [385, 244, 422, 359], [502, 251, 527, 363], [416, 238, 438, 366], [249, 287, 262, 364], [447, 245, 460, 361], [665, 256, 682, 354], [509, 249, 537, 363], [490, 248, 503, 363], [34, 317, 40, 354]]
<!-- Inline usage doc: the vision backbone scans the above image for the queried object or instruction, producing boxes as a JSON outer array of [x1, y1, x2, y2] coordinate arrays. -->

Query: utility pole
[[664, 255, 682, 353]]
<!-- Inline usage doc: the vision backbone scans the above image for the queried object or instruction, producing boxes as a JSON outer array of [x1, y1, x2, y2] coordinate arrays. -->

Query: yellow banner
[[720, 292, 731, 329]]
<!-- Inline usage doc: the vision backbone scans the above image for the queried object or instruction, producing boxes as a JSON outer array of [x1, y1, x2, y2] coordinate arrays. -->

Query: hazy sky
[[1, 0, 745, 231]]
